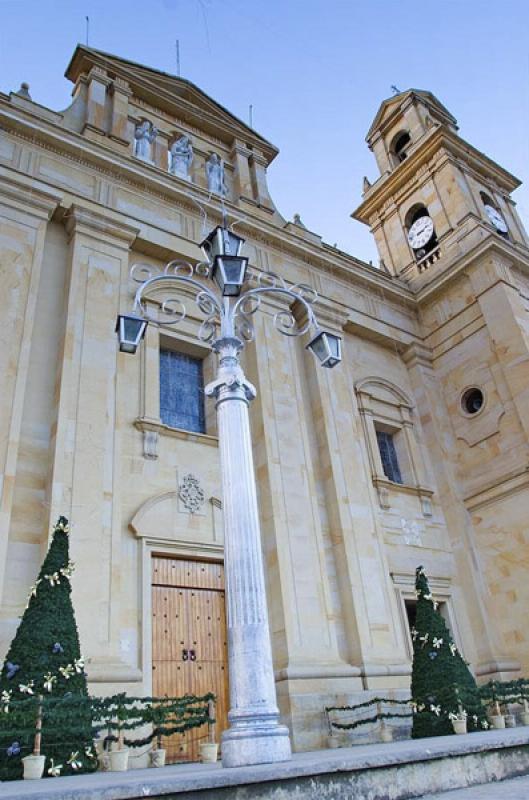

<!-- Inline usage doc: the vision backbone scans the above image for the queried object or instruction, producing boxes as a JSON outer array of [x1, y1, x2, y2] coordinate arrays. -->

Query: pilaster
[[47, 204, 141, 684], [0, 179, 60, 621], [468, 254, 529, 440], [401, 341, 518, 675], [82, 66, 112, 138]]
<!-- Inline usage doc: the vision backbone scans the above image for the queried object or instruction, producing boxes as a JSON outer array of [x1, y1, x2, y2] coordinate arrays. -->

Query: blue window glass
[[160, 349, 205, 433], [376, 430, 403, 484]]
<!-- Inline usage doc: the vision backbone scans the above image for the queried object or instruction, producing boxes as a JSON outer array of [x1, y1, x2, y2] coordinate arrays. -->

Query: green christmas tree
[[411, 565, 487, 738], [0, 517, 97, 779]]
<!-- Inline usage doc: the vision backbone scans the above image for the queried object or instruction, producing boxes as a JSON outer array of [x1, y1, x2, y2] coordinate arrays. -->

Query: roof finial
[[390, 84, 401, 95]]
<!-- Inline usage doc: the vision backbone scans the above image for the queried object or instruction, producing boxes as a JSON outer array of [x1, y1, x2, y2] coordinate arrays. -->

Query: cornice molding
[[64, 203, 140, 246], [0, 107, 416, 308], [353, 127, 520, 223], [0, 167, 62, 220]]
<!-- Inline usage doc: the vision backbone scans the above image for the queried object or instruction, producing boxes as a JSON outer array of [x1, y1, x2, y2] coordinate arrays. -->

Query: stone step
[[419, 774, 529, 799], [0, 728, 528, 800]]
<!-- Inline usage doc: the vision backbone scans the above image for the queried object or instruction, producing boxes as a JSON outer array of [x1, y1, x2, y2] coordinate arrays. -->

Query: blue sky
[[1, 0, 528, 263]]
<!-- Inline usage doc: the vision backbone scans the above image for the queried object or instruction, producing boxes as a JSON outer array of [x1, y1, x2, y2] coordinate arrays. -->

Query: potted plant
[[449, 706, 467, 735], [145, 701, 169, 768], [22, 696, 45, 780], [106, 694, 130, 771], [520, 680, 529, 726], [488, 682, 505, 729], [199, 700, 218, 763]]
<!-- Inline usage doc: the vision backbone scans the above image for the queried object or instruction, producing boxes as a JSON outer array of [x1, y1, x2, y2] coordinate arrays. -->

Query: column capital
[[0, 171, 61, 222], [64, 204, 139, 248]]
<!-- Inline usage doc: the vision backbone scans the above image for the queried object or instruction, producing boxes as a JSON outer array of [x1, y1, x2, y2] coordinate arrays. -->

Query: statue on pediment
[[134, 120, 157, 162], [206, 153, 227, 196], [169, 135, 193, 180]]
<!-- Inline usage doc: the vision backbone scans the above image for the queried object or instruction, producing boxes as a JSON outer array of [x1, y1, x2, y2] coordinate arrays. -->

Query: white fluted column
[[206, 337, 291, 768]]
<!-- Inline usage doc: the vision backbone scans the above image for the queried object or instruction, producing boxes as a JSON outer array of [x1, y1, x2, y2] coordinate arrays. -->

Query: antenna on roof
[[85, 16, 90, 46], [176, 40, 181, 76], [249, 104, 253, 128], [390, 84, 401, 95]]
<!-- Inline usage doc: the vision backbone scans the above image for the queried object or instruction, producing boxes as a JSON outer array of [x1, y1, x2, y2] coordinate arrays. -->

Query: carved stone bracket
[[143, 430, 159, 460]]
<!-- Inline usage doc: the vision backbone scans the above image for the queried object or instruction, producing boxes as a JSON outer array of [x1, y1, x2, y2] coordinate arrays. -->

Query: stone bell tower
[[353, 89, 529, 287], [355, 89, 529, 680]]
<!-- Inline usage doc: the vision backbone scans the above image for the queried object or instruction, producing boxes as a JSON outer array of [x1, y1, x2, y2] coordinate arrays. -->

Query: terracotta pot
[[150, 748, 166, 767], [200, 743, 218, 763], [451, 719, 467, 735], [380, 724, 393, 742], [490, 715, 505, 729], [521, 712, 529, 726], [22, 754, 46, 780], [109, 748, 129, 771], [505, 713, 516, 728]]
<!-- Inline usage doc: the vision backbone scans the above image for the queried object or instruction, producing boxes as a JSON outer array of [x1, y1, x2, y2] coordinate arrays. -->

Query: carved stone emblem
[[178, 473, 205, 514]]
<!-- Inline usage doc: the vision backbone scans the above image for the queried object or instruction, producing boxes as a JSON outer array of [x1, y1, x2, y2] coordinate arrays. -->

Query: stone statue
[[169, 135, 193, 180], [206, 153, 227, 196], [293, 213, 306, 228], [134, 120, 157, 162]]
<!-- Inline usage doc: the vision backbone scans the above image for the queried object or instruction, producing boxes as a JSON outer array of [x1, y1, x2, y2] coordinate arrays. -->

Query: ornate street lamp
[[115, 226, 341, 768], [200, 225, 248, 296], [115, 313, 148, 354], [306, 328, 342, 368]]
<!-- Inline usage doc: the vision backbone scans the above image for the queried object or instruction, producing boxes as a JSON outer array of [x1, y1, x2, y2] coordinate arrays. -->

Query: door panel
[[152, 557, 228, 762]]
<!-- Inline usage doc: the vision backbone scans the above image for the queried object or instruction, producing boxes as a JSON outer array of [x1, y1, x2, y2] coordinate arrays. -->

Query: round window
[[461, 388, 484, 415]]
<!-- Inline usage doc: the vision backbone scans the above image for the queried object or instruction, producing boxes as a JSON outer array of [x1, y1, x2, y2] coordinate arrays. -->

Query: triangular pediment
[[366, 88, 458, 142], [65, 45, 278, 164]]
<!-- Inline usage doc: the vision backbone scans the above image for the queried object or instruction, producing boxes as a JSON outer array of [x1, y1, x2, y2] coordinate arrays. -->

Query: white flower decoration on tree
[[45, 572, 60, 586], [74, 658, 84, 674], [60, 560, 75, 578], [432, 637, 443, 649], [68, 751, 82, 770], [450, 643, 457, 656], [19, 681, 34, 695], [1, 690, 11, 712], [419, 633, 429, 647], [48, 759, 63, 777], [43, 672, 57, 692], [411, 627, 418, 641], [59, 664, 74, 680], [430, 704, 441, 716], [30, 579, 41, 598]]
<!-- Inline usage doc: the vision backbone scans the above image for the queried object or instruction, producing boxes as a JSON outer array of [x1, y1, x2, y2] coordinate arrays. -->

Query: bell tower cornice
[[353, 127, 521, 225]]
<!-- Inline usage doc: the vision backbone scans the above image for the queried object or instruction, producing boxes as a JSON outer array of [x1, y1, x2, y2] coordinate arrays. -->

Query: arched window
[[405, 204, 439, 261], [479, 192, 509, 238], [392, 131, 411, 163]]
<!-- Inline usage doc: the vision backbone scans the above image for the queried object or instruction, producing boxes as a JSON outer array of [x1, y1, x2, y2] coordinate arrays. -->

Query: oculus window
[[160, 349, 205, 434]]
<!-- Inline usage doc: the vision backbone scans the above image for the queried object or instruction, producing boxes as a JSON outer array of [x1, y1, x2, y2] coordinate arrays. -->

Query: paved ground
[[421, 774, 529, 798]]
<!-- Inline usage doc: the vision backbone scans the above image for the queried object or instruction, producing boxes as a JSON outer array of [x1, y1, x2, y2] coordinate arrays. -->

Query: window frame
[[391, 572, 464, 662], [159, 346, 206, 435], [355, 377, 433, 515]]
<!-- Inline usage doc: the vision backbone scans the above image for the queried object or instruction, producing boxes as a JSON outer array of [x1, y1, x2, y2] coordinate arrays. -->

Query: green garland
[[326, 697, 412, 732], [330, 710, 413, 731], [325, 697, 410, 713], [0, 691, 216, 777]]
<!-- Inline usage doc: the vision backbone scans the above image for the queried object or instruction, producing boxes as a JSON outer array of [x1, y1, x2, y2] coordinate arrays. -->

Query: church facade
[[0, 46, 528, 755]]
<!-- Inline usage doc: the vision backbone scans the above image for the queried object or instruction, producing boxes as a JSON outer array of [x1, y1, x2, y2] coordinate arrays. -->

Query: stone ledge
[[1, 728, 529, 800]]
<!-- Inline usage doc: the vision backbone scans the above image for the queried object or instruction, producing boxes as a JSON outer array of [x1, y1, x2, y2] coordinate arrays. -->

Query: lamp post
[[116, 225, 341, 767]]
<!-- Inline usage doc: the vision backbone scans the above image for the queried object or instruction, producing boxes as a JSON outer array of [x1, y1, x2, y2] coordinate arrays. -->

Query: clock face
[[484, 204, 508, 233], [407, 216, 434, 249]]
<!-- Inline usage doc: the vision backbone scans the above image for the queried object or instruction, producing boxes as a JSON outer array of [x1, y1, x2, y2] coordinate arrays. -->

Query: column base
[[221, 720, 292, 768]]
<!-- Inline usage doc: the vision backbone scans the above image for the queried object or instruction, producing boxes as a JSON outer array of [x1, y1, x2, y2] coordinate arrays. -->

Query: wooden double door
[[151, 556, 228, 762]]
